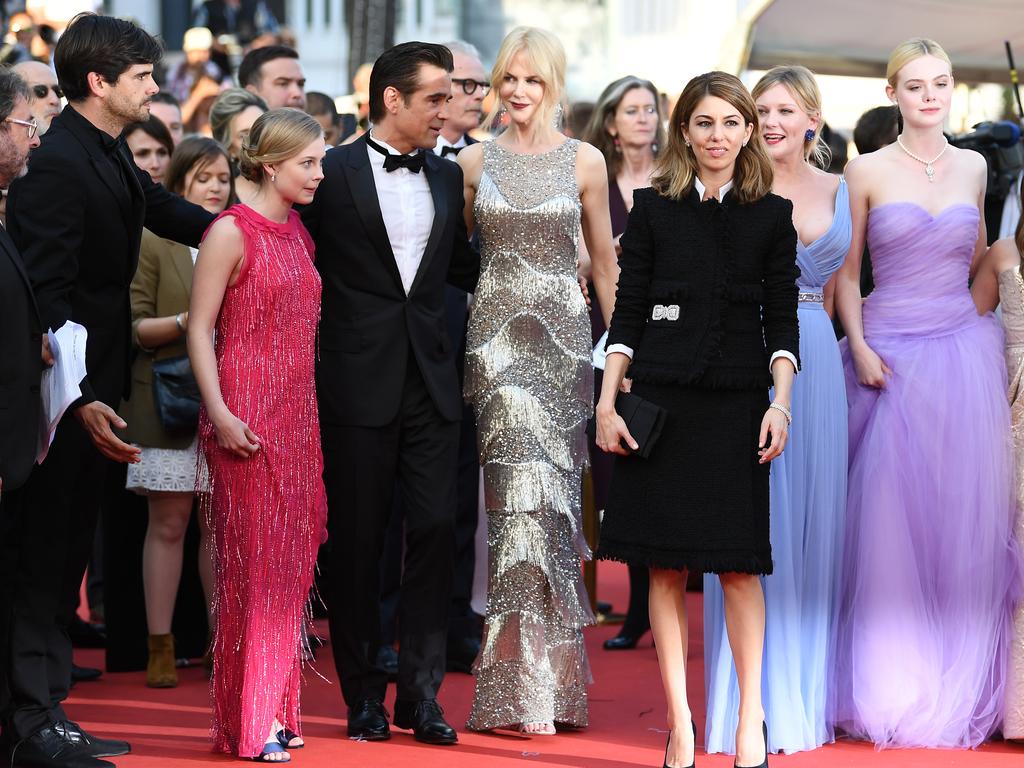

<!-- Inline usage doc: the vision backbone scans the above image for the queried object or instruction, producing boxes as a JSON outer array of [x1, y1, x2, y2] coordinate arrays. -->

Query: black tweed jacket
[[607, 186, 800, 390]]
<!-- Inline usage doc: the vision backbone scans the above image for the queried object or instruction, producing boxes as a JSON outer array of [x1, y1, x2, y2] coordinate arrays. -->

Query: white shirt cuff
[[770, 350, 798, 372], [605, 343, 634, 360]]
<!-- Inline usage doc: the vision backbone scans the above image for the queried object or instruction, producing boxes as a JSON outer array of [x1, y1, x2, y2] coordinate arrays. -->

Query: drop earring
[[270, 173, 276, 183]]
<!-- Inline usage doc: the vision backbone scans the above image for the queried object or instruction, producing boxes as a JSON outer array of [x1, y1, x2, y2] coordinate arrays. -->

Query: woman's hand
[[851, 342, 892, 388], [213, 411, 261, 458], [619, 377, 632, 393], [595, 400, 638, 456], [757, 407, 789, 464]]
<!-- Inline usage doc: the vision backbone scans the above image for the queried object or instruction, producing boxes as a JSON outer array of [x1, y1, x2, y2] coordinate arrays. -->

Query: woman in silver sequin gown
[[457, 27, 620, 734]]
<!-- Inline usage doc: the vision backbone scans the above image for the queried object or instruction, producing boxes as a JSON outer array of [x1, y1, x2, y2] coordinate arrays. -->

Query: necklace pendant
[[925, 164, 935, 182]]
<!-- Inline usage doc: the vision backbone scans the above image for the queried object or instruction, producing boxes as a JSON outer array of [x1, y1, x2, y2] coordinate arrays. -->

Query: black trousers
[[0, 418, 106, 739], [322, 353, 458, 706]]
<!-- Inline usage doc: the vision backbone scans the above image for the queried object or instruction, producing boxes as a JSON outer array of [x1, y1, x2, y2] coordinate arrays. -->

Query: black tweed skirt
[[597, 382, 772, 575]]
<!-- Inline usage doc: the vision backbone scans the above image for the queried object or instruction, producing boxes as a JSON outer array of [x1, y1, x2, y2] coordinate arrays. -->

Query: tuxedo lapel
[[0, 227, 39, 323], [343, 139, 405, 295], [409, 151, 448, 296]]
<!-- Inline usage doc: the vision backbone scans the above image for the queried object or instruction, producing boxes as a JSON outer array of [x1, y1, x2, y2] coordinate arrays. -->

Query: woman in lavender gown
[[831, 38, 1020, 749], [704, 65, 849, 756]]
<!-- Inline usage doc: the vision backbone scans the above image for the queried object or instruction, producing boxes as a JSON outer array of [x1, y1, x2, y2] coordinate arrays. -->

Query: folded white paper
[[37, 321, 88, 463]]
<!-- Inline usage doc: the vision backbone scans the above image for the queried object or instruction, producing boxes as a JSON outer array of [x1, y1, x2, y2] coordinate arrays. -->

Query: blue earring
[[804, 128, 815, 141]]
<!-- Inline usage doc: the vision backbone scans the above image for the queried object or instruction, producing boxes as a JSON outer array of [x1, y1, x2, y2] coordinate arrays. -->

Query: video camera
[[948, 120, 1023, 242]]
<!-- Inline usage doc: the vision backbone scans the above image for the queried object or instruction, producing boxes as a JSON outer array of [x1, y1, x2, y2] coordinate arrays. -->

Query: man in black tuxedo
[[301, 42, 477, 746], [2, 14, 215, 768]]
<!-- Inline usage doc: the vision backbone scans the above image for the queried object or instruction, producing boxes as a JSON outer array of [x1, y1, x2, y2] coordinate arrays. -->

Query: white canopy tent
[[732, 0, 1024, 86]]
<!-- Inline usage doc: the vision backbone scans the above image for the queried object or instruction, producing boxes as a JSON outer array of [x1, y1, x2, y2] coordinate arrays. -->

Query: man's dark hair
[[368, 42, 453, 123], [237, 45, 299, 90], [150, 91, 181, 109], [853, 105, 899, 156], [0, 68, 31, 124], [305, 91, 338, 123], [54, 13, 163, 103]]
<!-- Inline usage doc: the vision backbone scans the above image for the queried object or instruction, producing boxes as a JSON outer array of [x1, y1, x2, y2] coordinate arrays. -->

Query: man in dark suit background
[[0, 69, 43, 497], [2, 14, 215, 768], [301, 41, 478, 747]]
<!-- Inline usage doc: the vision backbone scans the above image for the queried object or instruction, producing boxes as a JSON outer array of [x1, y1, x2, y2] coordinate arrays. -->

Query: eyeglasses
[[6, 117, 39, 139], [31, 84, 62, 100], [451, 78, 490, 96]]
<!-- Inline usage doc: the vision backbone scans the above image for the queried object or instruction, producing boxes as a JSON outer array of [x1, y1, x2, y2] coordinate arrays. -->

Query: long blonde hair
[[651, 71, 773, 204], [752, 65, 829, 169], [485, 26, 565, 134]]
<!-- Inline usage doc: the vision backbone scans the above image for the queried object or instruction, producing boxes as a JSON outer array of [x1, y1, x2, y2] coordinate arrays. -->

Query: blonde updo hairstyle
[[238, 108, 323, 184], [752, 65, 829, 169], [486, 26, 566, 133], [886, 38, 953, 130]]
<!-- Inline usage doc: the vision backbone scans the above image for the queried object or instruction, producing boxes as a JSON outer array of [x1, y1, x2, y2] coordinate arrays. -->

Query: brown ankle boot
[[146, 633, 178, 688]]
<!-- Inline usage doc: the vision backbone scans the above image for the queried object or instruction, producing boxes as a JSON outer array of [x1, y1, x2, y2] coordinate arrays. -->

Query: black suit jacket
[[0, 228, 42, 490], [301, 135, 479, 427], [7, 105, 215, 411], [608, 187, 800, 390]]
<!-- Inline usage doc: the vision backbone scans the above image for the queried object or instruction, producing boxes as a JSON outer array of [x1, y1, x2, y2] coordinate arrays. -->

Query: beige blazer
[[119, 229, 195, 449]]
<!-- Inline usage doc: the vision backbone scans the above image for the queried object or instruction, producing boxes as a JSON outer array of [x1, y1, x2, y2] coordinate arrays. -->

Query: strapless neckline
[[870, 200, 977, 220]]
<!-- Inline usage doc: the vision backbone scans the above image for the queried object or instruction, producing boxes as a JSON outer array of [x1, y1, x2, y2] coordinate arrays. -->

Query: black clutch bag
[[587, 391, 667, 459], [151, 354, 201, 433]]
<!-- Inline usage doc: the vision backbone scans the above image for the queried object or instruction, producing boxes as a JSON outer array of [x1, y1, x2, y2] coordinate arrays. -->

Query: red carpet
[[69, 563, 1023, 767]]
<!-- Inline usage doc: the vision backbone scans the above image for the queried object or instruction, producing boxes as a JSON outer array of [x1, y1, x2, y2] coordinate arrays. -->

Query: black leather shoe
[[54, 721, 130, 758], [68, 617, 106, 649], [393, 699, 457, 745], [446, 636, 480, 674], [347, 698, 390, 741], [374, 645, 398, 682], [10, 725, 113, 768], [603, 627, 650, 651], [70, 664, 102, 683]]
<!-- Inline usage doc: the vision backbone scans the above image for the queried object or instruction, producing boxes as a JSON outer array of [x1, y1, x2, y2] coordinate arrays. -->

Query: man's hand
[[41, 334, 54, 367], [73, 402, 142, 463]]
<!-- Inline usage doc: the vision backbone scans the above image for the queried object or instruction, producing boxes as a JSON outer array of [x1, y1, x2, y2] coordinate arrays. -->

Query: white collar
[[367, 131, 404, 156], [694, 177, 734, 202], [435, 134, 467, 151]]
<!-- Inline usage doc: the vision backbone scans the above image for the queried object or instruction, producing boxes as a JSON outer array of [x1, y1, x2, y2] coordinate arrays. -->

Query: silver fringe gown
[[465, 138, 595, 730]]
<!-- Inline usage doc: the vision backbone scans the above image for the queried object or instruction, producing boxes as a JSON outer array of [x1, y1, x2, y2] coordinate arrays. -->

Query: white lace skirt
[[126, 437, 202, 494]]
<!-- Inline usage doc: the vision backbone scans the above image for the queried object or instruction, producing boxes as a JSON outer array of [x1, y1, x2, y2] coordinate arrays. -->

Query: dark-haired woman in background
[[596, 71, 798, 768], [121, 137, 234, 689], [126, 115, 173, 185], [581, 74, 664, 652]]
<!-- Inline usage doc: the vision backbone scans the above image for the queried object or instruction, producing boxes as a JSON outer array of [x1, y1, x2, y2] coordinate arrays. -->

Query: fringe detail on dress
[[597, 540, 774, 576], [474, 386, 590, 469]]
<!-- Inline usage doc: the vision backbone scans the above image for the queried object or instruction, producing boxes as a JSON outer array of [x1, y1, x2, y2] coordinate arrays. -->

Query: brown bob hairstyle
[[651, 71, 773, 204]]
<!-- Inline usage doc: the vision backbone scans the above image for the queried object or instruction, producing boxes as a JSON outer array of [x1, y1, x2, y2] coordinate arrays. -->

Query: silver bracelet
[[769, 401, 792, 425], [175, 313, 185, 334]]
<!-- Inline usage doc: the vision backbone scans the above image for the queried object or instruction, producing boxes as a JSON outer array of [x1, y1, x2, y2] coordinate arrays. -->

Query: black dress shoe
[[68, 617, 106, 649], [347, 698, 390, 741], [374, 645, 399, 681], [54, 721, 130, 758], [446, 636, 480, 674], [71, 664, 102, 683], [603, 627, 650, 650], [393, 699, 457, 745], [10, 725, 113, 768]]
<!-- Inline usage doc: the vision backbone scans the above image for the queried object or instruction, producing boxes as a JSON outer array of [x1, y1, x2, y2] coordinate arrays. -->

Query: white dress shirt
[[368, 132, 435, 294], [606, 177, 797, 372], [433, 133, 467, 159]]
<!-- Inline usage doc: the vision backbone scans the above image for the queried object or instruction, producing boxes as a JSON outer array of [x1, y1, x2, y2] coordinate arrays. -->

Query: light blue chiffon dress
[[703, 179, 851, 755]]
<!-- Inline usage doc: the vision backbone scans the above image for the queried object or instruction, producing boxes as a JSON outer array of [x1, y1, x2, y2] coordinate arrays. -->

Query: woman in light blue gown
[[704, 66, 850, 755]]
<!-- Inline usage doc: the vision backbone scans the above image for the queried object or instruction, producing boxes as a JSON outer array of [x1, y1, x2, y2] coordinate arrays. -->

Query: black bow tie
[[366, 134, 425, 173], [440, 144, 463, 158]]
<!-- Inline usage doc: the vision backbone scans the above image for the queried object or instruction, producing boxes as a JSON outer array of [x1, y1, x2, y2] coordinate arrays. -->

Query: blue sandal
[[276, 729, 304, 749], [250, 741, 290, 762]]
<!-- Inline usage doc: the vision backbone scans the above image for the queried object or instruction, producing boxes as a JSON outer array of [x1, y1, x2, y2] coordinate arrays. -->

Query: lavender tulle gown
[[704, 180, 850, 755], [831, 202, 1020, 749]]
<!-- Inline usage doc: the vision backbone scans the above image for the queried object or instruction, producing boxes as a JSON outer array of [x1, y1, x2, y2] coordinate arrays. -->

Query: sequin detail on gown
[[999, 266, 1024, 740], [465, 139, 594, 730], [198, 204, 327, 758]]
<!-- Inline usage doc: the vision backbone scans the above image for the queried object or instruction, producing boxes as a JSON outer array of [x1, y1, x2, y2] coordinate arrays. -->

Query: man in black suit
[[0, 69, 43, 497], [2, 14, 215, 768], [301, 42, 478, 746]]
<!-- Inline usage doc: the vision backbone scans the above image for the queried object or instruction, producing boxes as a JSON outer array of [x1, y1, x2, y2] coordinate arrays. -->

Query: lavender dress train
[[831, 202, 1020, 748], [704, 180, 850, 755]]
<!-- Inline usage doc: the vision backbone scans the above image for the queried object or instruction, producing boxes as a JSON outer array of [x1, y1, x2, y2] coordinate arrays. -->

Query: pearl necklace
[[896, 136, 949, 182]]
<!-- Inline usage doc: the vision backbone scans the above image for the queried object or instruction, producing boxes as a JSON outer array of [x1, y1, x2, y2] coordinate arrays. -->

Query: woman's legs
[[142, 492, 194, 634], [720, 572, 767, 766], [649, 567, 694, 768]]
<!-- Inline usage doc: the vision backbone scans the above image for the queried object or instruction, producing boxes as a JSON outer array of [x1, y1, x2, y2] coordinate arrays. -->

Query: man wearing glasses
[[11, 61, 61, 135], [434, 41, 488, 158]]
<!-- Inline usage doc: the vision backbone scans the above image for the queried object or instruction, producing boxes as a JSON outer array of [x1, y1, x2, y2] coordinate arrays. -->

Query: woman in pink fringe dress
[[188, 109, 327, 762]]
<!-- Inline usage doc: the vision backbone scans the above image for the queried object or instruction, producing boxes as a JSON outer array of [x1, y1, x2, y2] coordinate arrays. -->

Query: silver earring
[[271, 173, 276, 182], [552, 102, 564, 130]]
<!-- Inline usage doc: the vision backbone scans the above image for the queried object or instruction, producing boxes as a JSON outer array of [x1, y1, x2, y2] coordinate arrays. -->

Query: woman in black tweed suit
[[596, 72, 799, 768]]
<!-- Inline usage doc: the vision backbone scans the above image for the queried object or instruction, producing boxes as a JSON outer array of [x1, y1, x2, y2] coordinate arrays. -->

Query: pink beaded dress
[[198, 204, 326, 758]]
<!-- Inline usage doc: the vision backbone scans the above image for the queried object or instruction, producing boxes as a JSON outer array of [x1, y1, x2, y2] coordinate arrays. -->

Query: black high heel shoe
[[734, 721, 768, 768], [603, 626, 650, 650], [662, 721, 697, 768]]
